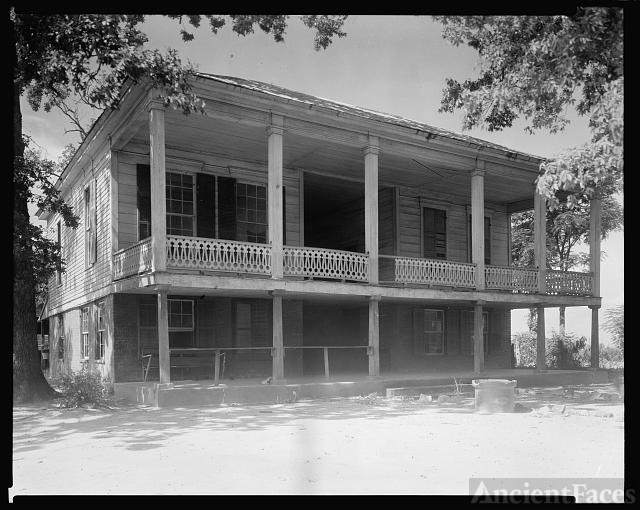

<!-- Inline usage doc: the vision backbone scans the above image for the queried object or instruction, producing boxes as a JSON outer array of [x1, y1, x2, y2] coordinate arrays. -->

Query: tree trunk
[[13, 77, 57, 403], [559, 306, 566, 336]]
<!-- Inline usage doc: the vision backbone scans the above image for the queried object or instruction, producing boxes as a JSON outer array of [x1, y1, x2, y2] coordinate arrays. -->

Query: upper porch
[[107, 75, 601, 304]]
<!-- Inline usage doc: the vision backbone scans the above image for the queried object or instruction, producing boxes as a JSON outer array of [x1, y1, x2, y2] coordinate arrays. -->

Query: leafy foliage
[[510, 193, 623, 272], [54, 369, 112, 408], [434, 10, 623, 207], [603, 305, 624, 351], [14, 136, 79, 296], [512, 331, 591, 368]]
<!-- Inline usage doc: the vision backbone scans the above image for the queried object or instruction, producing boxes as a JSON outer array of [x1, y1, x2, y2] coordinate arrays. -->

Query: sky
[[20, 15, 624, 343]]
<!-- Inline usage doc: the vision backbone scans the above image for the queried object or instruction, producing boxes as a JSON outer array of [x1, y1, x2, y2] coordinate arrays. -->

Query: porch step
[[385, 383, 473, 398]]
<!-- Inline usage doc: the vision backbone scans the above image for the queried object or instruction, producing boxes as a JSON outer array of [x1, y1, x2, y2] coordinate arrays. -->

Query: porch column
[[364, 137, 380, 284], [589, 196, 602, 297], [536, 306, 546, 371], [268, 115, 284, 279], [368, 296, 381, 377], [590, 305, 600, 369], [149, 98, 166, 273], [471, 161, 485, 290], [534, 190, 547, 293], [157, 290, 170, 384], [473, 302, 484, 373], [272, 293, 285, 382]]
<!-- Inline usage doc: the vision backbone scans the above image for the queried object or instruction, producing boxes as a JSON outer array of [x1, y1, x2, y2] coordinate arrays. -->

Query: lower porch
[[113, 368, 610, 407]]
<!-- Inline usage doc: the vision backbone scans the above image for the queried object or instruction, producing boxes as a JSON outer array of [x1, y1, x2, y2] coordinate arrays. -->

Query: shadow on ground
[[13, 382, 623, 455]]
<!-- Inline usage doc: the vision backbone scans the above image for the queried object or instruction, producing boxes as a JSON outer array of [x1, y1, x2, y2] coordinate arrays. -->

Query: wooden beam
[[158, 290, 170, 384], [590, 305, 600, 369], [368, 296, 380, 377], [473, 302, 484, 373], [471, 162, 485, 289], [589, 197, 602, 297], [534, 191, 547, 293], [364, 136, 380, 284], [149, 98, 166, 272], [506, 198, 534, 214], [268, 115, 284, 279], [272, 293, 285, 382], [536, 306, 546, 371]]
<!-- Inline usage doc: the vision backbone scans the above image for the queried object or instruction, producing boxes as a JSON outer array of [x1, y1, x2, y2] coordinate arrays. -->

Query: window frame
[[166, 170, 196, 237], [235, 181, 267, 244], [421, 205, 448, 260], [413, 308, 446, 356], [80, 306, 90, 361], [95, 301, 106, 362]]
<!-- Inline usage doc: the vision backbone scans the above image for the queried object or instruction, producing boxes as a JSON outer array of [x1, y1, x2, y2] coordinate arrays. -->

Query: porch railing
[[166, 236, 272, 275], [112, 237, 153, 280], [283, 246, 369, 281], [546, 270, 593, 296], [484, 264, 539, 293], [391, 256, 476, 288]]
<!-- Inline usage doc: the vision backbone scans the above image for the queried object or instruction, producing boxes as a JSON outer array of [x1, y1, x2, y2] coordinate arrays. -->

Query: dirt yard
[[11, 383, 624, 496]]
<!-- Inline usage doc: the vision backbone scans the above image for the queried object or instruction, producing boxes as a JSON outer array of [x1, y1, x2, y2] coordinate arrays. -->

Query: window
[[468, 215, 491, 264], [57, 315, 64, 360], [56, 221, 62, 285], [168, 299, 194, 348], [95, 302, 106, 361], [423, 207, 447, 259], [413, 309, 445, 354], [236, 183, 267, 243], [460, 310, 489, 355], [80, 307, 90, 360], [84, 182, 97, 267], [166, 172, 195, 236]]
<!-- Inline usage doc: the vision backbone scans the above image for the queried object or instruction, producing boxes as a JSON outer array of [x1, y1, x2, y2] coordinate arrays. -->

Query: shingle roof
[[197, 72, 543, 162]]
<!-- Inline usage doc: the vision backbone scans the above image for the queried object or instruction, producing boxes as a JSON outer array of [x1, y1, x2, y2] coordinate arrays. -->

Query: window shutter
[[196, 173, 216, 238], [217, 176, 237, 240], [136, 164, 151, 240], [484, 216, 491, 265]]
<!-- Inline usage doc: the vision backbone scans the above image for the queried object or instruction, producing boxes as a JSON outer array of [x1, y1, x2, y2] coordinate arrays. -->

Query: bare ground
[[11, 383, 624, 496]]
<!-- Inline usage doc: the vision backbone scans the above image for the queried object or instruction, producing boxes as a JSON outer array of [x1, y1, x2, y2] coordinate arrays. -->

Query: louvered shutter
[[217, 176, 237, 240]]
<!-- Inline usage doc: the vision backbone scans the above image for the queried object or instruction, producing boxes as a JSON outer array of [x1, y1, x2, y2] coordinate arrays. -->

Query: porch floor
[[113, 368, 610, 408]]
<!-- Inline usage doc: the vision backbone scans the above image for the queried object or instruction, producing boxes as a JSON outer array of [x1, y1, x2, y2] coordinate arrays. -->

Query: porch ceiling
[[129, 108, 536, 205]]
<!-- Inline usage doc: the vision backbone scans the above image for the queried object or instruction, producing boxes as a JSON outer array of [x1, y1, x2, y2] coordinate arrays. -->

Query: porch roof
[[197, 73, 545, 164]]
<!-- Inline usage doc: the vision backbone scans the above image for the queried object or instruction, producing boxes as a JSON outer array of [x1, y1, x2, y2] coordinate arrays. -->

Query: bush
[[54, 368, 111, 408], [599, 344, 624, 369], [512, 332, 591, 369]]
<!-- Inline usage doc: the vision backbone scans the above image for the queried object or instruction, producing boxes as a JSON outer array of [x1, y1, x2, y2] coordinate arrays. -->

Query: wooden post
[[536, 306, 546, 371], [157, 290, 170, 384], [471, 162, 485, 289], [473, 302, 484, 373], [149, 99, 166, 273], [268, 115, 284, 279], [323, 347, 330, 379], [110, 150, 119, 256], [299, 169, 305, 247], [534, 190, 547, 293], [214, 349, 221, 385], [590, 305, 600, 369], [364, 137, 380, 284], [589, 196, 602, 297], [272, 293, 285, 382], [368, 296, 380, 377]]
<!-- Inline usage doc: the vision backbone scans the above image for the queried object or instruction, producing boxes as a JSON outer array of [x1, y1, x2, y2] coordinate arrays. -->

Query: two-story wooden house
[[40, 74, 603, 388]]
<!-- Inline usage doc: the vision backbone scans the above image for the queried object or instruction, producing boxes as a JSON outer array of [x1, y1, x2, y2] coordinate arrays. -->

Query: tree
[[433, 10, 623, 208], [511, 193, 622, 333], [603, 304, 624, 352], [12, 13, 347, 402]]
